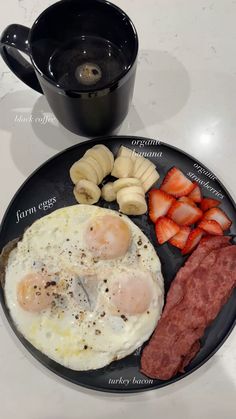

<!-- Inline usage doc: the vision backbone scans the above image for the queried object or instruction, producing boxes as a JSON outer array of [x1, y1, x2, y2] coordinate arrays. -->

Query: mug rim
[[28, 0, 139, 94]]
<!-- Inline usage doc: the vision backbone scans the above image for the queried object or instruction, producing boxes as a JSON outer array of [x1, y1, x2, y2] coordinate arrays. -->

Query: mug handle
[[0, 24, 43, 94]]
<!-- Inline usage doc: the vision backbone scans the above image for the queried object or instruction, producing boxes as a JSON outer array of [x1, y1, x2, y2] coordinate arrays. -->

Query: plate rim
[[0, 135, 235, 393]]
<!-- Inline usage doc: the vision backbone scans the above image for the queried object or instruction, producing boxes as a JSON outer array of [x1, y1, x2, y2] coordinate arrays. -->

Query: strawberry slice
[[198, 219, 223, 235], [160, 167, 195, 197], [169, 226, 191, 249], [178, 196, 197, 207], [203, 207, 232, 231], [187, 183, 202, 203], [182, 228, 204, 255], [148, 189, 175, 223], [200, 198, 220, 212], [167, 201, 203, 226], [155, 217, 180, 244]]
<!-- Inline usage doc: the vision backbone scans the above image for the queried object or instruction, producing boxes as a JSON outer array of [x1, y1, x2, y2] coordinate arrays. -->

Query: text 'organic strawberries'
[[148, 166, 232, 255]]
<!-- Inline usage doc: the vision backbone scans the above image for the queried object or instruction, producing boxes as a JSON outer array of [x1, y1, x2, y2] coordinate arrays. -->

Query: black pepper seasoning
[[45, 281, 56, 289]]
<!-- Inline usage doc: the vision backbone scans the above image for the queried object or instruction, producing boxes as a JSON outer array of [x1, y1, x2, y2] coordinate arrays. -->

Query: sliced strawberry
[[198, 219, 223, 235], [148, 189, 175, 223], [178, 196, 197, 207], [155, 217, 180, 245], [200, 198, 220, 212], [187, 183, 202, 203], [160, 167, 195, 197], [167, 201, 203, 226], [182, 228, 204, 255], [203, 208, 232, 231], [169, 226, 191, 249]]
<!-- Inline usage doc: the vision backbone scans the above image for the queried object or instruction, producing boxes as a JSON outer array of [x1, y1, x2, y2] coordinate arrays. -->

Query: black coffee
[[48, 35, 129, 91]]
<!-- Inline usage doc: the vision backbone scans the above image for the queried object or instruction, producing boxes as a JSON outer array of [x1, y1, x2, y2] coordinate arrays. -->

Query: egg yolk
[[85, 215, 131, 259], [17, 273, 56, 312], [109, 271, 153, 315]]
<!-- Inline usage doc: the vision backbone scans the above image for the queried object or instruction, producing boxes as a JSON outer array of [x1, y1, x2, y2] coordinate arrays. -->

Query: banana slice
[[140, 164, 158, 184], [113, 177, 141, 193], [133, 156, 145, 175], [89, 146, 110, 176], [116, 186, 145, 202], [118, 145, 137, 161], [93, 144, 114, 172], [117, 192, 147, 216], [101, 182, 116, 202], [84, 149, 107, 178], [70, 159, 98, 184], [111, 156, 134, 178], [84, 155, 104, 184], [134, 158, 155, 179], [117, 145, 134, 159], [73, 179, 101, 204], [142, 169, 160, 192]]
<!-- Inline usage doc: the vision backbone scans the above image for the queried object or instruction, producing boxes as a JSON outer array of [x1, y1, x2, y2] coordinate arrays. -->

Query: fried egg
[[4, 205, 164, 370]]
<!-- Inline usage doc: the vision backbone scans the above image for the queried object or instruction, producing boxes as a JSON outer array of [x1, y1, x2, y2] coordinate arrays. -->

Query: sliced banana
[[89, 146, 110, 176], [111, 156, 134, 178], [140, 164, 158, 184], [116, 185, 145, 202], [101, 182, 116, 202], [84, 155, 104, 184], [113, 177, 141, 193], [70, 143, 158, 212], [73, 179, 101, 204], [69, 168, 83, 184], [132, 152, 141, 161], [70, 159, 98, 184], [133, 156, 145, 175], [142, 169, 160, 192], [134, 158, 155, 179], [117, 145, 133, 159], [117, 192, 147, 216], [93, 144, 114, 172], [118, 145, 137, 161], [98, 147, 111, 175], [84, 148, 107, 178]]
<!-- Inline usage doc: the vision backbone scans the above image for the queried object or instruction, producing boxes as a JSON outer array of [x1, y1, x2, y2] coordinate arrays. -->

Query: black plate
[[0, 136, 236, 393]]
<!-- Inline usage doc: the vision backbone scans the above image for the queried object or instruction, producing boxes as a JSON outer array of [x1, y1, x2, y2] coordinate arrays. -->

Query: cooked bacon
[[140, 236, 236, 380]]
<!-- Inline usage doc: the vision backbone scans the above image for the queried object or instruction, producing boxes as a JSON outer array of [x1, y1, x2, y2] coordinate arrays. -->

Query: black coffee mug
[[0, 0, 138, 136]]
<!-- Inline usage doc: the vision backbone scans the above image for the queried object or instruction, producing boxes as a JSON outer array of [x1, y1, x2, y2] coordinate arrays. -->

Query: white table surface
[[0, 0, 236, 417]]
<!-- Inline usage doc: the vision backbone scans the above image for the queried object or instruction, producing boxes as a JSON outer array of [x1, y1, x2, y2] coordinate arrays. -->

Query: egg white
[[4, 205, 164, 370]]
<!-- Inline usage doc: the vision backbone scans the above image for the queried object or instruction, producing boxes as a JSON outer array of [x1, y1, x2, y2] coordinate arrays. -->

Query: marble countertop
[[0, 1, 235, 418]]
